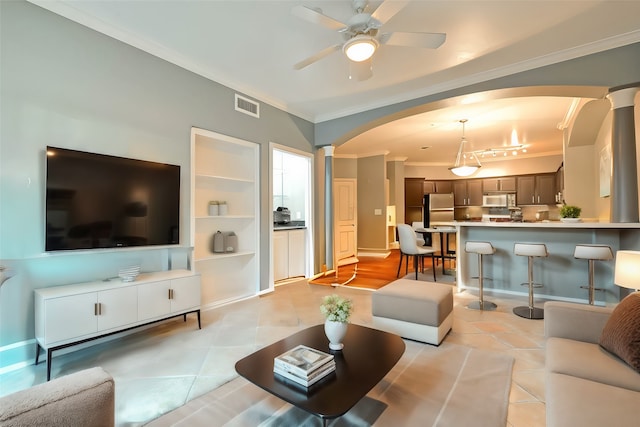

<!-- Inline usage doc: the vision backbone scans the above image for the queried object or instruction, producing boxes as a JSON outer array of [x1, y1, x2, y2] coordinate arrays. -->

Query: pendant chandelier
[[449, 119, 481, 177]]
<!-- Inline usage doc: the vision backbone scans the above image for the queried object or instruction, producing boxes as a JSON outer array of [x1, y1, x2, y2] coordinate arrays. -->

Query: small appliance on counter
[[510, 209, 523, 222], [535, 210, 549, 221], [274, 207, 291, 224]]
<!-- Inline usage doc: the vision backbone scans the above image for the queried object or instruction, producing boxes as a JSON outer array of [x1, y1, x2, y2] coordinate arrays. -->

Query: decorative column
[[323, 146, 335, 270], [606, 85, 639, 223]]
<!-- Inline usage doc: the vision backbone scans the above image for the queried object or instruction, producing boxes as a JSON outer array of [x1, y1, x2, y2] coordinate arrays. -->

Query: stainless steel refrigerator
[[423, 193, 455, 227]]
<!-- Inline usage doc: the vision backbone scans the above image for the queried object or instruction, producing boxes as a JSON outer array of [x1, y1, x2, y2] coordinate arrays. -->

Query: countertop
[[437, 221, 640, 229], [273, 221, 306, 230]]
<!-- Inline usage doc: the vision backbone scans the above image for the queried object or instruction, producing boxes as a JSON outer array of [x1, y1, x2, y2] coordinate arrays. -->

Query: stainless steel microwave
[[483, 193, 516, 207]]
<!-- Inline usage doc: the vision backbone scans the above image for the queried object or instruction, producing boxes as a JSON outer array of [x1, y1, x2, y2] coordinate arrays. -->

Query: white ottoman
[[372, 279, 454, 345]]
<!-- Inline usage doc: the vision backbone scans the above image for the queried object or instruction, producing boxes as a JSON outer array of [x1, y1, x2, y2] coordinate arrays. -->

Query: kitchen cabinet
[[483, 177, 516, 193], [273, 228, 306, 281], [404, 178, 424, 224], [191, 128, 259, 307], [516, 173, 556, 205], [453, 179, 483, 206], [405, 178, 425, 207], [425, 180, 453, 194], [35, 270, 200, 380]]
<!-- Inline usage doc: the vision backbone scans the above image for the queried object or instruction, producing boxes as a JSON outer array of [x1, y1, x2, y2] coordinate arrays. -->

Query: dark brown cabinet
[[483, 177, 516, 193], [435, 180, 453, 194], [454, 179, 483, 206], [424, 180, 453, 194], [405, 178, 424, 207], [404, 178, 424, 224], [516, 174, 556, 205]]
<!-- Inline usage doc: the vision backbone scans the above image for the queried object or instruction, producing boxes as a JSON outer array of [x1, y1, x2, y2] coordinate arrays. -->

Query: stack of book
[[273, 344, 335, 387]]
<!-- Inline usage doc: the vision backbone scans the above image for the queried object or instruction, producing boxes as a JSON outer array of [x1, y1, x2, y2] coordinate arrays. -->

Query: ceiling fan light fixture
[[343, 35, 378, 62]]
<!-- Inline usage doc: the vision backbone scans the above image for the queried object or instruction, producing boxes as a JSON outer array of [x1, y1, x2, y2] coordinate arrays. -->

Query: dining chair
[[411, 221, 426, 246], [397, 224, 437, 281]]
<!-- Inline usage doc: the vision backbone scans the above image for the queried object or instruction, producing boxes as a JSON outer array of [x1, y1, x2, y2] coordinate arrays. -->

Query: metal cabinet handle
[[94, 302, 102, 315], [168, 289, 174, 299]]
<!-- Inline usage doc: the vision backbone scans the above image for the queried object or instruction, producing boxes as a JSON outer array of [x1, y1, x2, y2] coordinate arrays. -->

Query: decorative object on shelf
[[212, 231, 225, 253], [320, 294, 353, 350], [560, 205, 582, 222], [218, 201, 228, 216], [208, 201, 219, 216], [449, 119, 482, 177], [225, 231, 238, 253], [118, 265, 140, 282]]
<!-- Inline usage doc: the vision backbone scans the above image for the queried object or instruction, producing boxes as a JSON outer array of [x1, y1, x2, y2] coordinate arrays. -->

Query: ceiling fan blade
[[349, 58, 373, 81], [370, 0, 409, 25], [381, 32, 446, 49], [293, 44, 342, 70], [291, 5, 347, 31]]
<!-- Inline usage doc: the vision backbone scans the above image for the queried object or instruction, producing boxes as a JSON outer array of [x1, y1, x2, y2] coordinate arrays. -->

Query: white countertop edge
[[433, 221, 640, 229]]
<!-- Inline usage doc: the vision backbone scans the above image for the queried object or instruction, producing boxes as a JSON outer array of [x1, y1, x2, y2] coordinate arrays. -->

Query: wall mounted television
[[45, 146, 180, 251]]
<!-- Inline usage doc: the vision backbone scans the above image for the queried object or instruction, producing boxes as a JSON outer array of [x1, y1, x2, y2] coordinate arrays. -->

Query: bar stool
[[574, 244, 613, 305], [513, 243, 548, 319], [465, 241, 497, 310]]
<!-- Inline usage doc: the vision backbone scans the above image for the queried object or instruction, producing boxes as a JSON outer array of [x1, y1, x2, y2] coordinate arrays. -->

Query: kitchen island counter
[[449, 221, 640, 229], [449, 221, 640, 305]]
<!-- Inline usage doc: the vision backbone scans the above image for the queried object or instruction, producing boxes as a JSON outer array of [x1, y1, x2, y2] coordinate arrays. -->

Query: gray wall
[[0, 1, 313, 368]]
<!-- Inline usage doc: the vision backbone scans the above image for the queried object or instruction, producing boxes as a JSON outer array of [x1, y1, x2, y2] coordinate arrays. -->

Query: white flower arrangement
[[320, 294, 353, 323]]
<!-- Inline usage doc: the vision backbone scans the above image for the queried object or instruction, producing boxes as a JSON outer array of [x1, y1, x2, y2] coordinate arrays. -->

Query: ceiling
[[30, 0, 640, 165]]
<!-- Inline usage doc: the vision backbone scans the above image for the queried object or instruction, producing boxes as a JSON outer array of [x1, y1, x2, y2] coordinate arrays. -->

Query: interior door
[[334, 179, 357, 266]]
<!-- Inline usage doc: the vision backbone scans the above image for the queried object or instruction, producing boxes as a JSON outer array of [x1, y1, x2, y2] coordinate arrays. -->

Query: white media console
[[34, 269, 201, 380]]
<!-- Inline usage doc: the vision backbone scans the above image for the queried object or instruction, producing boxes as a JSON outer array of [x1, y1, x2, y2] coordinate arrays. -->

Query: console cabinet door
[[170, 275, 201, 313], [97, 286, 138, 331], [43, 293, 98, 344], [137, 280, 171, 321]]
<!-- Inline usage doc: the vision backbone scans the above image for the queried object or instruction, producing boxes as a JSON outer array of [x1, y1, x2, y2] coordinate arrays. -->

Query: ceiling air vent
[[235, 94, 260, 118]]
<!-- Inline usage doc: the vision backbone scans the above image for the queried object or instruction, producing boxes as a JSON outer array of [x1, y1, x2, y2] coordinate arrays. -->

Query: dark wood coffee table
[[235, 323, 405, 425]]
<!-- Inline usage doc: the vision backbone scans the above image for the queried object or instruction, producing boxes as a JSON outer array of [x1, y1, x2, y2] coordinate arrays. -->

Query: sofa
[[544, 300, 640, 427], [0, 367, 114, 427]]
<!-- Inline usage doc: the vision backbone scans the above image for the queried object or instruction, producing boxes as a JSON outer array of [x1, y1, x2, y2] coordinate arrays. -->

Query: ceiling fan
[[292, 0, 446, 81]]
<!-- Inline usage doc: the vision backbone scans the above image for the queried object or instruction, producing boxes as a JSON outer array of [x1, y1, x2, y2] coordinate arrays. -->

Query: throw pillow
[[600, 292, 640, 373]]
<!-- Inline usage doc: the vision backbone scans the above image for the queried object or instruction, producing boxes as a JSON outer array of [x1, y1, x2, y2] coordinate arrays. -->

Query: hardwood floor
[[308, 249, 453, 290]]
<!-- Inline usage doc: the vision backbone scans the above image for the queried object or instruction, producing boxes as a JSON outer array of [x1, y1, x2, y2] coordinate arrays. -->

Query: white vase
[[324, 320, 348, 351]]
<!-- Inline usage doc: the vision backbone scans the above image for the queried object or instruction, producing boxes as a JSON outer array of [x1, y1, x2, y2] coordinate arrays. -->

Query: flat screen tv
[[45, 146, 180, 251]]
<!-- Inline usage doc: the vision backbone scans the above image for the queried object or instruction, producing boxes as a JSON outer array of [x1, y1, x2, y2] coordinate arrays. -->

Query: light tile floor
[[0, 277, 546, 426]]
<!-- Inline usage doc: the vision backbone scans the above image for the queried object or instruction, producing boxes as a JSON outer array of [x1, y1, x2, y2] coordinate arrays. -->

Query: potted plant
[[320, 294, 353, 350], [560, 205, 582, 222]]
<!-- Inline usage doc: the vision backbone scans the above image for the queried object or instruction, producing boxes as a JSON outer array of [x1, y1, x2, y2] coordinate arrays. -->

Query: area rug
[[146, 341, 514, 427]]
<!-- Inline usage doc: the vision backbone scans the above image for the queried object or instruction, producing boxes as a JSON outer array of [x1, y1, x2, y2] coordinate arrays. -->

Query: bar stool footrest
[[519, 282, 543, 288], [579, 285, 605, 291]]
